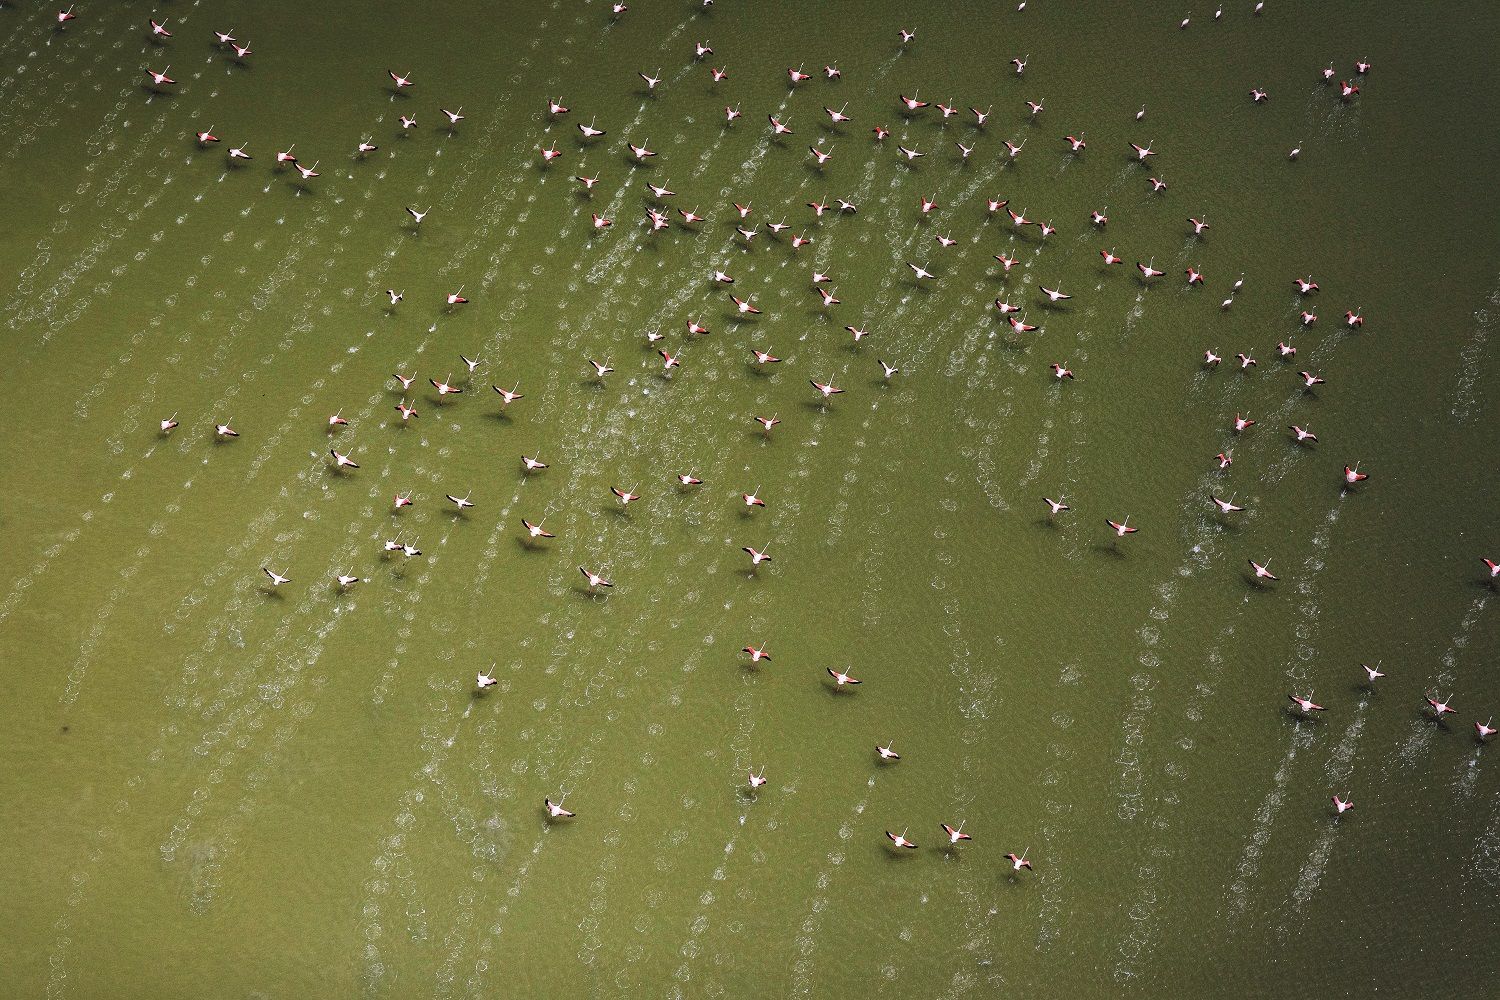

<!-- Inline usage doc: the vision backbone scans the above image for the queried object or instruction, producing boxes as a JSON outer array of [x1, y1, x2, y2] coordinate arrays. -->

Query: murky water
[[4, 1, 1499, 996]]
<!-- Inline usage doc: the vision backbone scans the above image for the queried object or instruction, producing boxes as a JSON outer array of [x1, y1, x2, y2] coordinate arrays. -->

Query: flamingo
[[1426, 695, 1457, 719], [1288, 693, 1326, 715], [1210, 494, 1244, 514], [579, 567, 613, 589], [742, 544, 772, 566], [886, 829, 918, 849], [941, 823, 972, 845]]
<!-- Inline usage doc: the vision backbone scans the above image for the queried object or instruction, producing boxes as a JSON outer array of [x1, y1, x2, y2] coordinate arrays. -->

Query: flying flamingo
[[828, 667, 861, 687], [941, 823, 972, 845]]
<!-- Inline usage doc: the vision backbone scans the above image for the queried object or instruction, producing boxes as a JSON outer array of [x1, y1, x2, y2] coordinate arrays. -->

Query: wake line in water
[[1447, 273, 1499, 426], [1277, 697, 1368, 936]]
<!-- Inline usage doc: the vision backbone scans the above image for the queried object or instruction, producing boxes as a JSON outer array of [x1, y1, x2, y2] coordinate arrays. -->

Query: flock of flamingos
[[43, 2, 1493, 867]]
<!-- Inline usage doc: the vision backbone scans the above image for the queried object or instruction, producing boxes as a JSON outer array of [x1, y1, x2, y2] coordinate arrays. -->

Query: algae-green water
[[4, 1, 1499, 996]]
